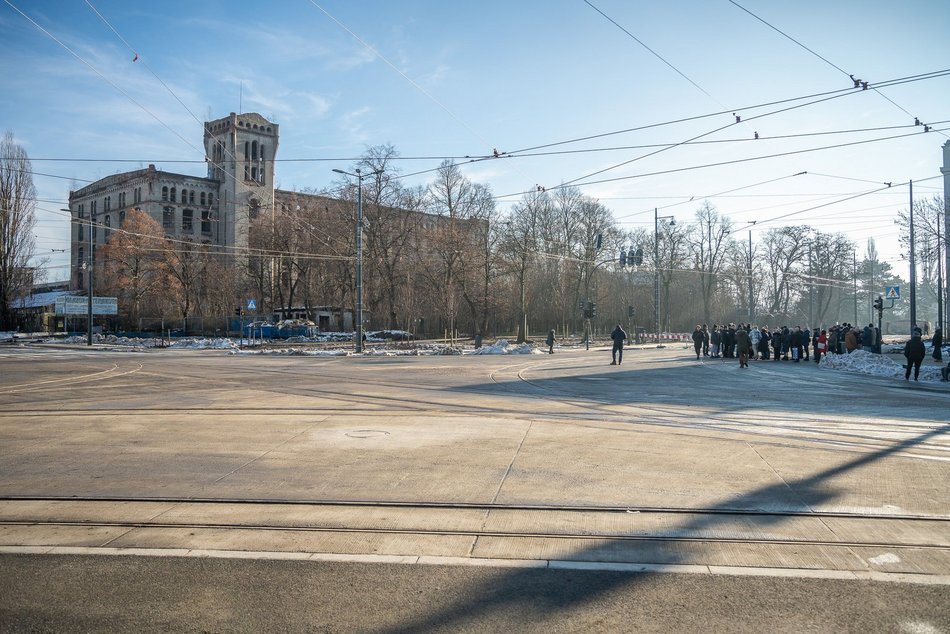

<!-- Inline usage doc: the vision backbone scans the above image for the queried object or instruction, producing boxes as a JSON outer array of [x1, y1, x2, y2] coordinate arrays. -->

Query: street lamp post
[[332, 167, 380, 353], [654, 208, 675, 344], [65, 207, 93, 346]]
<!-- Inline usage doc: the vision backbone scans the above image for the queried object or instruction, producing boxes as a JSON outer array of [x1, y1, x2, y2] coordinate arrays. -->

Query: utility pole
[[909, 180, 917, 334], [853, 249, 858, 326], [942, 141, 950, 335], [747, 231, 753, 323]]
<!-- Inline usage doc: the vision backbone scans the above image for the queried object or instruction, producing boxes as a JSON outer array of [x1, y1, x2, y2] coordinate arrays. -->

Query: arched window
[[200, 192, 206, 206], [252, 140, 258, 160], [119, 210, 126, 225], [244, 141, 249, 158], [162, 186, 168, 201], [104, 215, 111, 241], [189, 190, 195, 204], [170, 187, 177, 202], [78, 223, 84, 242], [208, 193, 214, 206]]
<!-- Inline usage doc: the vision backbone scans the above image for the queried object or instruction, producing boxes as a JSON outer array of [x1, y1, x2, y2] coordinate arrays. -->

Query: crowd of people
[[689, 322, 947, 381], [691, 322, 886, 365]]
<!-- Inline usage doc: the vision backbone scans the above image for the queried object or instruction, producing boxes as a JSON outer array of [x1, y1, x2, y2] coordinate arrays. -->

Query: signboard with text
[[54, 296, 118, 316]]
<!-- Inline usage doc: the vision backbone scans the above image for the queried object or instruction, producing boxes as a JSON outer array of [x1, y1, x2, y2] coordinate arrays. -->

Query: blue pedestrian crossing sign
[[885, 286, 900, 300], [247, 298, 257, 311]]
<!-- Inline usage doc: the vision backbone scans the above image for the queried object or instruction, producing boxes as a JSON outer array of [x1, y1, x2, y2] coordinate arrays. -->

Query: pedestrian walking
[[545, 329, 556, 354], [691, 325, 704, 360], [736, 325, 751, 368], [610, 323, 627, 365], [932, 327, 943, 362], [904, 328, 926, 381]]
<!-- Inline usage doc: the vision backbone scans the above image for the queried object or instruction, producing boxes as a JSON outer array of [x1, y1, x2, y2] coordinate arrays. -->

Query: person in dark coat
[[701, 324, 710, 356], [691, 325, 704, 360], [545, 329, 556, 354], [772, 326, 782, 361], [758, 327, 771, 360], [610, 324, 627, 365], [735, 326, 751, 368], [932, 327, 943, 362], [904, 329, 926, 381]]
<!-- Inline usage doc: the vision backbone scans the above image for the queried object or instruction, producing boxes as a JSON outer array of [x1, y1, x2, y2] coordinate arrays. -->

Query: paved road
[[0, 342, 948, 631]]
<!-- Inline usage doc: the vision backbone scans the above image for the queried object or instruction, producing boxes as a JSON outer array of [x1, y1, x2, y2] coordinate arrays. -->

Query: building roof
[[12, 290, 79, 310]]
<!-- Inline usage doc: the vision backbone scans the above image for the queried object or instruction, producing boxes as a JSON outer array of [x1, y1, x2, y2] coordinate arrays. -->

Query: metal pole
[[355, 169, 364, 354], [853, 249, 858, 325], [909, 180, 917, 334], [654, 208, 660, 343], [747, 230, 753, 323], [937, 219, 943, 334], [87, 209, 93, 346]]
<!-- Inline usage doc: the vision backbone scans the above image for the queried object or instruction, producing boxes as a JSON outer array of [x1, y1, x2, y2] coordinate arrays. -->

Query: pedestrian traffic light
[[873, 295, 884, 315], [627, 305, 635, 318], [619, 250, 627, 266]]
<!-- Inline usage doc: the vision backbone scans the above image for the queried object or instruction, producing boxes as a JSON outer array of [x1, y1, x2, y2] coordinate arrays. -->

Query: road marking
[[1, 545, 947, 585]]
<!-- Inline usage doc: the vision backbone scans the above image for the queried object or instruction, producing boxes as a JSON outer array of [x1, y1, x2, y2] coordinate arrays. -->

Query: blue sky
[[2, 0, 948, 282]]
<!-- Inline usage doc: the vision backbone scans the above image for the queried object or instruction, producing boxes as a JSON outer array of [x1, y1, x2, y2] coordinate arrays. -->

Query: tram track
[[2, 496, 948, 556]]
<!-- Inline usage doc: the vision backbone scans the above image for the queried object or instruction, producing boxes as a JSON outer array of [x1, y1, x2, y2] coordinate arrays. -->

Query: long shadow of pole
[[372, 422, 950, 633]]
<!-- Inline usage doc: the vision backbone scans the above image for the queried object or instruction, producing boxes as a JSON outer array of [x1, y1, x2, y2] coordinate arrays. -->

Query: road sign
[[885, 286, 900, 300], [247, 299, 257, 311]]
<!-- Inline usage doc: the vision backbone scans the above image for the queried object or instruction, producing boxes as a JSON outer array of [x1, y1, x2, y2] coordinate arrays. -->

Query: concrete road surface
[[0, 342, 947, 631]]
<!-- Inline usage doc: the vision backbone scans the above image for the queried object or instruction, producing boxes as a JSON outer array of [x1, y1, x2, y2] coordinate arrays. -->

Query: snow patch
[[819, 349, 944, 383], [471, 339, 543, 355], [868, 552, 901, 566]]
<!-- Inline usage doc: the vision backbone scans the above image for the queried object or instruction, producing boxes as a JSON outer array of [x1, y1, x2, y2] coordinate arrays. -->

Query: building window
[[118, 192, 126, 208], [162, 186, 168, 201], [163, 206, 174, 230], [201, 210, 211, 234], [78, 222, 84, 242], [104, 196, 111, 212], [181, 189, 187, 204], [182, 209, 193, 232], [104, 215, 111, 241], [90, 200, 97, 215], [200, 192, 206, 206], [251, 166, 257, 181], [170, 187, 177, 203], [208, 193, 213, 206], [189, 190, 195, 204], [134, 187, 141, 204], [119, 210, 126, 225], [244, 165, 249, 180]]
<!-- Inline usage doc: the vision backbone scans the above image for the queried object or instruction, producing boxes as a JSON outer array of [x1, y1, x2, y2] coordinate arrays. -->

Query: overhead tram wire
[[731, 174, 945, 232], [497, 68, 950, 157], [582, 0, 723, 107], [727, 0, 949, 140], [12, 119, 950, 168], [548, 83, 944, 193], [495, 125, 950, 199]]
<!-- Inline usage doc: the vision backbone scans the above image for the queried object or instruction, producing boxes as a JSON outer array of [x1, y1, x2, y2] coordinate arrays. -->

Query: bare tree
[[501, 190, 546, 342], [685, 201, 733, 323], [0, 131, 38, 328], [760, 226, 809, 320], [96, 209, 168, 329]]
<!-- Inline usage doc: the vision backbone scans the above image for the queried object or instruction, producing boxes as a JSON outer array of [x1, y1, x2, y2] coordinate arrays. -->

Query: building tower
[[203, 112, 279, 255]]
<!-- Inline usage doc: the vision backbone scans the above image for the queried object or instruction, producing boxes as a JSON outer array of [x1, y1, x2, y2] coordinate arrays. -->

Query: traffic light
[[579, 300, 586, 312], [627, 305, 635, 318], [633, 247, 644, 265], [873, 295, 884, 315], [595, 233, 603, 250], [619, 250, 627, 266], [589, 301, 598, 318]]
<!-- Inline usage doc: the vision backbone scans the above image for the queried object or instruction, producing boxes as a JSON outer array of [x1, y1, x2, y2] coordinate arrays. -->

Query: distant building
[[67, 112, 278, 290]]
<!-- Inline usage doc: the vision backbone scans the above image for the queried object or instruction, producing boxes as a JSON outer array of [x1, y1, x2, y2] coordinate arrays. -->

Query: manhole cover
[[345, 429, 391, 439]]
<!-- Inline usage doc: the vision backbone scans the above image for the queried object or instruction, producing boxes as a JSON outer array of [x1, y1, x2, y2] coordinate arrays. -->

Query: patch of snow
[[867, 552, 901, 566], [819, 349, 944, 383], [471, 339, 543, 355], [169, 338, 239, 350]]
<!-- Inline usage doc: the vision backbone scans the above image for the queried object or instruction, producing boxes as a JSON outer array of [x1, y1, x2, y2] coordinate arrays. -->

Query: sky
[[2, 0, 948, 284]]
